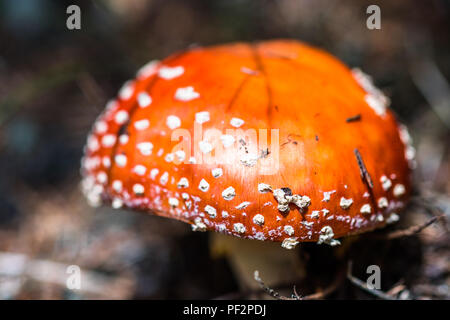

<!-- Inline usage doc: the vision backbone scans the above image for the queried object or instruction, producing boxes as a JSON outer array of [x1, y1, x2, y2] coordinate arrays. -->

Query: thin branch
[[373, 215, 444, 240], [386, 215, 443, 239], [253, 268, 344, 300], [254, 270, 296, 300], [347, 261, 397, 300], [300, 269, 345, 300]]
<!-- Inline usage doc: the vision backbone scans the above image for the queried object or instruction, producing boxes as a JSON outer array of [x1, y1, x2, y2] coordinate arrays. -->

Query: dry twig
[[346, 261, 397, 300], [372, 214, 445, 240], [253, 268, 344, 300]]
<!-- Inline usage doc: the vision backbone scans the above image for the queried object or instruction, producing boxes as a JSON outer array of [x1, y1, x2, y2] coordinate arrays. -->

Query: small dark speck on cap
[[118, 124, 128, 136], [315, 135, 319, 141], [281, 187, 292, 196], [260, 148, 270, 158], [346, 114, 361, 123]]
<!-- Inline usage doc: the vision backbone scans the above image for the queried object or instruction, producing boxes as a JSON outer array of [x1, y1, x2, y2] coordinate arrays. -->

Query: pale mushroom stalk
[[210, 233, 305, 291]]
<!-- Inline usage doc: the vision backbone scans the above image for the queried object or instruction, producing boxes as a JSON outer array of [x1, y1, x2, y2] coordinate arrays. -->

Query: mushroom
[[81, 40, 413, 289]]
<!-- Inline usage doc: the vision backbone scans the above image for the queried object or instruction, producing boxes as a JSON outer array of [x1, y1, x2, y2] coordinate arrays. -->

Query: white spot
[[177, 177, 189, 189], [352, 68, 390, 116], [204, 205, 217, 218], [386, 213, 400, 224], [340, 197, 353, 209], [220, 135, 235, 148], [360, 204, 372, 215], [322, 190, 336, 202], [158, 65, 184, 80], [175, 150, 186, 162], [112, 180, 122, 192], [284, 225, 294, 236], [181, 193, 190, 200], [199, 140, 213, 154], [112, 198, 123, 209], [252, 214, 265, 226], [132, 165, 147, 176], [137, 60, 159, 78], [95, 121, 108, 134], [233, 223, 246, 234], [240, 153, 258, 167], [301, 221, 314, 229], [191, 217, 207, 232], [365, 94, 387, 116], [198, 179, 209, 192], [137, 142, 153, 156], [137, 92, 152, 108], [102, 156, 111, 168], [222, 211, 229, 218], [115, 154, 127, 167], [164, 153, 174, 163], [119, 134, 129, 145], [169, 197, 179, 208], [133, 184, 144, 195], [236, 202, 250, 210], [230, 117, 244, 128], [363, 192, 370, 198], [105, 99, 119, 111], [87, 136, 99, 152], [258, 183, 272, 193], [195, 111, 210, 124], [85, 183, 103, 207], [134, 119, 149, 130], [241, 66, 258, 75], [317, 226, 341, 246], [273, 190, 311, 212], [281, 238, 299, 250], [157, 148, 164, 157], [217, 224, 227, 232], [83, 156, 100, 170], [211, 168, 223, 178], [188, 156, 196, 164], [119, 81, 134, 100], [101, 134, 116, 148], [378, 197, 389, 209], [398, 124, 416, 169], [159, 172, 169, 185], [393, 184, 406, 197], [166, 115, 181, 129], [310, 210, 320, 219], [380, 175, 392, 191], [222, 187, 236, 201], [273, 188, 290, 212], [114, 110, 129, 125], [96, 171, 107, 184], [291, 195, 311, 210], [174, 86, 200, 101], [322, 208, 330, 216], [150, 168, 159, 180]]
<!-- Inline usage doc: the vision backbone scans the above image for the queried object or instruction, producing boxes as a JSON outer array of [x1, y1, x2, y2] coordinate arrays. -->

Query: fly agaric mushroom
[[81, 40, 415, 290], [81, 40, 413, 251]]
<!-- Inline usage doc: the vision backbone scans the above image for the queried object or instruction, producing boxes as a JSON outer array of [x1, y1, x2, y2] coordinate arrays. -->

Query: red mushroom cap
[[81, 40, 414, 249]]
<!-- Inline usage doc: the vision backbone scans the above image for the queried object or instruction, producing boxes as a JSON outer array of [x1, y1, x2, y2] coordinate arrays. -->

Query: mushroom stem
[[209, 233, 305, 291]]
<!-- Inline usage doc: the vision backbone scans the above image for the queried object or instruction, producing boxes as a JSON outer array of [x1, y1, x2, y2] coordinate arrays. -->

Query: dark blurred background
[[0, 0, 448, 299]]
